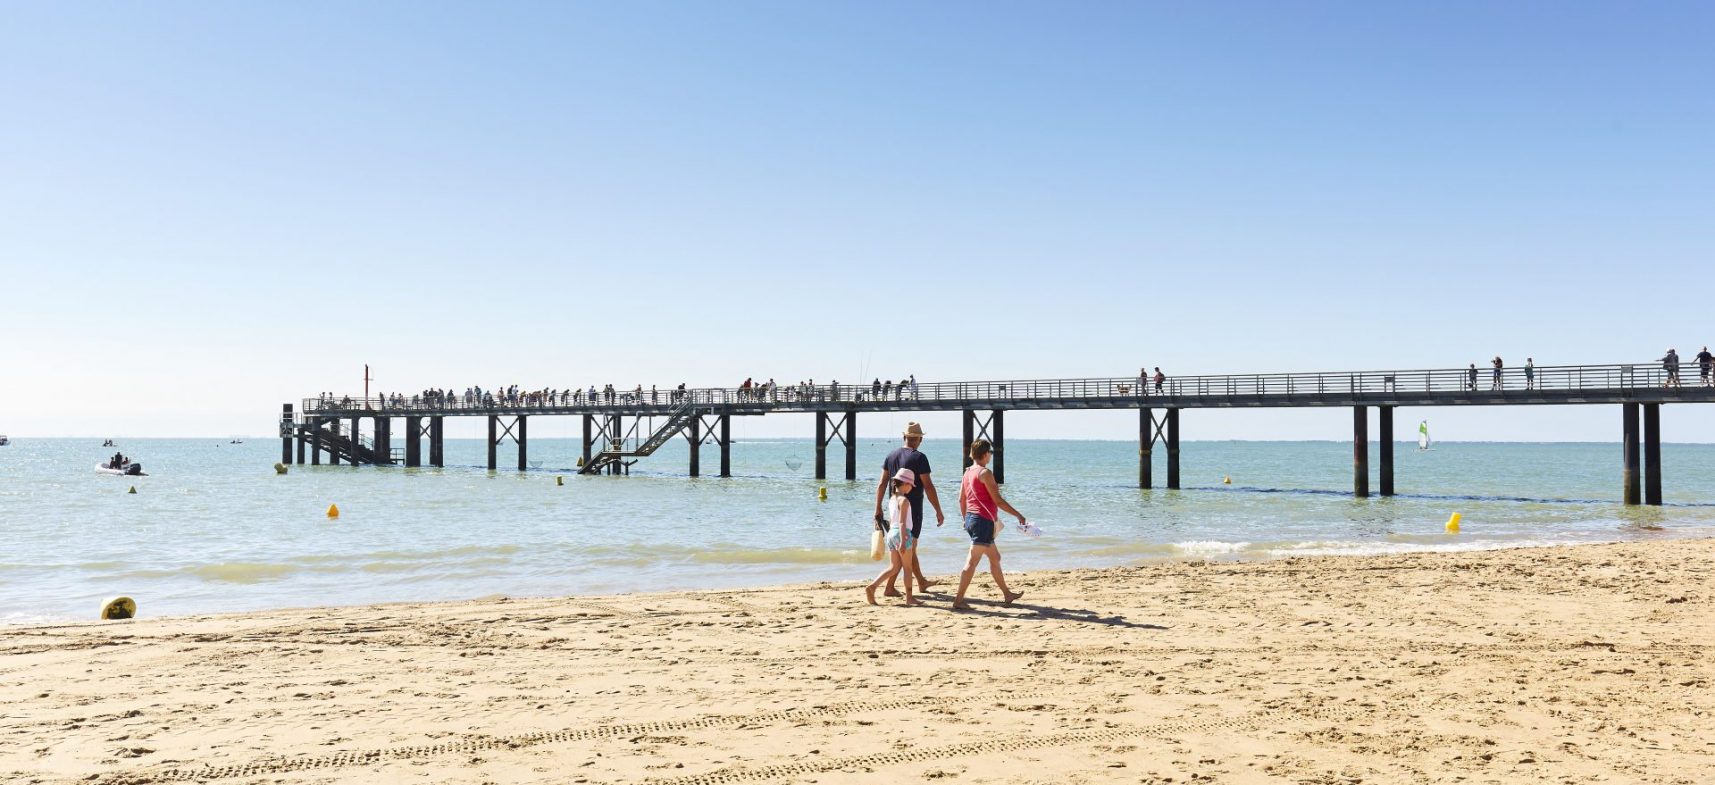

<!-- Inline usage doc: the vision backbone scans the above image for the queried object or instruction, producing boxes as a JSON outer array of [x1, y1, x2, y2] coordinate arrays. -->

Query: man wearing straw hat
[[874, 422, 945, 596]]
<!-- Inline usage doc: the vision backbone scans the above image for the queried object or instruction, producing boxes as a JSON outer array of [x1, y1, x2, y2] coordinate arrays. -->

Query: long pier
[[280, 362, 1715, 505]]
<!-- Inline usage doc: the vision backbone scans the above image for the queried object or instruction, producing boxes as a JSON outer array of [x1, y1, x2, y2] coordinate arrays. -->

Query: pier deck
[[281, 362, 1714, 504]]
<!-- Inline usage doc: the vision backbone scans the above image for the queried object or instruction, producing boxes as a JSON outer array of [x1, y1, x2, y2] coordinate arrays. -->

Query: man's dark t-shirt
[[883, 447, 932, 537]]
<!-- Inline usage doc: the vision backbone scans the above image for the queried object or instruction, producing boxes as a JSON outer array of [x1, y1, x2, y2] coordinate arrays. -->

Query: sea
[[4, 437, 1714, 625]]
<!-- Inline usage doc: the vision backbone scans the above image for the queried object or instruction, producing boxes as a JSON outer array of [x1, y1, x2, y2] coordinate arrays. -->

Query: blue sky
[[2, 2, 1712, 441]]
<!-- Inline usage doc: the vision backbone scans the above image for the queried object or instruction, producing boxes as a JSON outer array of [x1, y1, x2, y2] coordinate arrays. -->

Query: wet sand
[[3, 539, 1712, 784]]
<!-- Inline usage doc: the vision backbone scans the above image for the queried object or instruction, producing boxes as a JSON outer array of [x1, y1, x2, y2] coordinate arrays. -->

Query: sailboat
[[1418, 420, 1431, 451]]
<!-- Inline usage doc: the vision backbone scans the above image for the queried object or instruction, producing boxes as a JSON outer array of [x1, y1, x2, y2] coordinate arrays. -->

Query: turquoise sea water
[[3, 437, 1714, 624]]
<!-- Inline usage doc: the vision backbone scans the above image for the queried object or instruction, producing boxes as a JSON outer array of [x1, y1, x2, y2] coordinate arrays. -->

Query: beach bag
[[869, 527, 885, 561]]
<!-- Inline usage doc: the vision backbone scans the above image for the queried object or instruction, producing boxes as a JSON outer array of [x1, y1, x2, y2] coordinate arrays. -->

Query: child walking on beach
[[866, 468, 923, 606], [953, 440, 1025, 610]]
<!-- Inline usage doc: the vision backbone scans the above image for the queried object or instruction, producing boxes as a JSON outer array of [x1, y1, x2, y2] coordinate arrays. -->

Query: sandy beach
[[3, 539, 1712, 785]]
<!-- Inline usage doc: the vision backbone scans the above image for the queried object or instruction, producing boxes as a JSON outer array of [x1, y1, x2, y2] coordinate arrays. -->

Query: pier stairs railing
[[580, 400, 704, 475], [298, 422, 388, 466]]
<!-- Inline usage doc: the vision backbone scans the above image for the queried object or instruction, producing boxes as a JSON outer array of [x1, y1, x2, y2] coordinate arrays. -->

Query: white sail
[[1418, 421, 1430, 450]]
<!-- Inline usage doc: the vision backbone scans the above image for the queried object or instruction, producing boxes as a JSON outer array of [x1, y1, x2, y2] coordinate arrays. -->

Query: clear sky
[[2, 2, 1712, 442]]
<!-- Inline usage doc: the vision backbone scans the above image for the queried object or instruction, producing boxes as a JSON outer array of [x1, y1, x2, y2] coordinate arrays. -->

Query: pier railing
[[299, 361, 1704, 415]]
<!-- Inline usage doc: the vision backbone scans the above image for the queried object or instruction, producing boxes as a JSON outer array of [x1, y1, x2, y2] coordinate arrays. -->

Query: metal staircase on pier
[[579, 401, 703, 475], [299, 422, 388, 465]]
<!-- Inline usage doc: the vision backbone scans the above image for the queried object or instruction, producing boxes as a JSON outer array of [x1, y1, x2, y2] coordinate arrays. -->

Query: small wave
[[1172, 540, 1254, 557], [189, 562, 299, 584], [690, 547, 861, 565], [1262, 538, 1598, 559]]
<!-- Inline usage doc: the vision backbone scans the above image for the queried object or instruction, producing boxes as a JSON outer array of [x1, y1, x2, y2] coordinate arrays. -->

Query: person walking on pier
[[875, 422, 944, 596], [952, 439, 1024, 610], [1697, 347, 1714, 386], [1525, 358, 1536, 390], [1661, 348, 1682, 387], [1491, 356, 1504, 390], [1153, 367, 1165, 394], [1467, 363, 1478, 391]]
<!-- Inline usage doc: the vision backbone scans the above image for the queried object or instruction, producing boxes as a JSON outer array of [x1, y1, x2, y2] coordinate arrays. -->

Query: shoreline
[[5, 538, 1712, 784], [7, 530, 1709, 629]]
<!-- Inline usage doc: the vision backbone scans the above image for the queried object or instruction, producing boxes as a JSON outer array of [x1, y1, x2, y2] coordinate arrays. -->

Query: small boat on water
[[0, 435, 10, 446], [97, 459, 147, 476]]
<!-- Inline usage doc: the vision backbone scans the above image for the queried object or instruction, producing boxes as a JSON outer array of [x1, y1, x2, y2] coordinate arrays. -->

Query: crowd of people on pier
[[313, 375, 923, 412], [308, 351, 1715, 416]]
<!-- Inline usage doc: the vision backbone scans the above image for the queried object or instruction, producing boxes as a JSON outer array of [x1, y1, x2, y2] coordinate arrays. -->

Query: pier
[[280, 362, 1715, 505]]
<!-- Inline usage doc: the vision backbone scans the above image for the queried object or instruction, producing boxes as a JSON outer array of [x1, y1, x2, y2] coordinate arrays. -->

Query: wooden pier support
[[690, 416, 702, 478], [429, 416, 444, 467], [487, 415, 526, 471], [582, 414, 594, 471], [328, 419, 341, 465], [1379, 405, 1394, 497], [1139, 407, 1153, 489], [814, 413, 828, 480], [720, 414, 732, 478], [375, 417, 392, 465], [844, 412, 856, 481], [1166, 408, 1180, 489], [487, 416, 498, 471], [991, 410, 1004, 485], [404, 417, 421, 467], [312, 418, 325, 465], [962, 410, 974, 470], [280, 404, 293, 464], [516, 415, 527, 471], [1644, 403, 1662, 506], [1353, 405, 1369, 498], [960, 410, 1007, 484], [296, 429, 306, 465], [812, 411, 856, 481], [1623, 403, 1641, 505], [348, 418, 360, 467]]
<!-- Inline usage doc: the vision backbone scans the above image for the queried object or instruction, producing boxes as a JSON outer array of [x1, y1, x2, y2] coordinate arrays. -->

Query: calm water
[[4, 437, 1714, 624]]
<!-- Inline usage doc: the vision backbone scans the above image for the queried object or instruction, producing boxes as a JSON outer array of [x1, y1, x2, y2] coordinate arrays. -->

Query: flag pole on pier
[[364, 364, 373, 400]]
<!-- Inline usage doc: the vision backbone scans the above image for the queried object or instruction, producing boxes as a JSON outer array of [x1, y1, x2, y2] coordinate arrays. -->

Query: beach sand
[[3, 540, 1712, 784]]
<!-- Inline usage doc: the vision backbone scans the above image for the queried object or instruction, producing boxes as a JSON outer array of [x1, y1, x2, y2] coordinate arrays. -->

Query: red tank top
[[962, 465, 997, 521]]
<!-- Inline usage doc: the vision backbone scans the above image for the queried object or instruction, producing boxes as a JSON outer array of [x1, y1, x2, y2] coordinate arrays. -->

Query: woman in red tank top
[[953, 439, 1026, 610]]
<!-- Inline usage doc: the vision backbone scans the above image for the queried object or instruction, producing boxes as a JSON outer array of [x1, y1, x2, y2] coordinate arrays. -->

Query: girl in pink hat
[[866, 468, 923, 606]]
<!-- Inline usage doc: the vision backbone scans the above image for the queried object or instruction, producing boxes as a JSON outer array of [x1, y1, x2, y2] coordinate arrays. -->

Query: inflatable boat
[[97, 460, 147, 477]]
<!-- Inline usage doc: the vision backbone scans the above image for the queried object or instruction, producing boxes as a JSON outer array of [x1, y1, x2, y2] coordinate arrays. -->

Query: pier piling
[[516, 415, 528, 472], [405, 417, 421, 467], [280, 404, 293, 464], [720, 414, 732, 478], [1644, 403, 1662, 505], [429, 416, 444, 467], [1353, 405, 1369, 498], [814, 414, 826, 480], [690, 416, 702, 478], [1139, 407, 1153, 489], [1623, 403, 1641, 505], [1379, 406, 1394, 497], [1166, 409, 1180, 489], [487, 416, 498, 471]]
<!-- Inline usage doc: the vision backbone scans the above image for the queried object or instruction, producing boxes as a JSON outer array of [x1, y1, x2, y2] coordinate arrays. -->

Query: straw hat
[[902, 422, 926, 439]]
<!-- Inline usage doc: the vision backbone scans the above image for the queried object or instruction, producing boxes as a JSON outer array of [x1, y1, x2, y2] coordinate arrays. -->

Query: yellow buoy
[[1223, 475, 1232, 484], [818, 487, 828, 501], [556, 476, 564, 486], [327, 503, 340, 518], [274, 462, 288, 475], [1445, 512, 1462, 533], [127, 485, 137, 494], [100, 596, 136, 620]]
